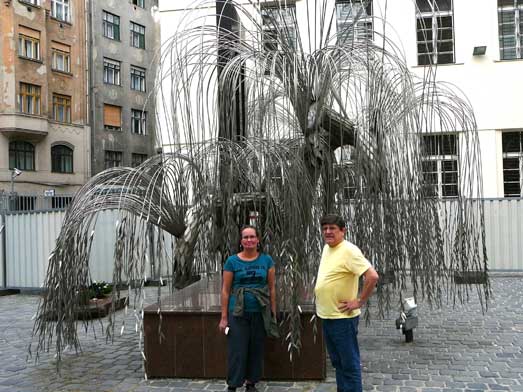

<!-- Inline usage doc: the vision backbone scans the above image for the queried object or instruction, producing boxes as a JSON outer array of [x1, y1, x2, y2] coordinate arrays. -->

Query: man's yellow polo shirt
[[315, 240, 371, 319]]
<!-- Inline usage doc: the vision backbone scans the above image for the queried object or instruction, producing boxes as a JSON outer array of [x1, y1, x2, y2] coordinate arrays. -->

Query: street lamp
[[10, 168, 22, 194]]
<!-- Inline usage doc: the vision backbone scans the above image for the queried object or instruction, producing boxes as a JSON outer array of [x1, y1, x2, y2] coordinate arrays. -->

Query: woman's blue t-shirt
[[224, 253, 274, 312]]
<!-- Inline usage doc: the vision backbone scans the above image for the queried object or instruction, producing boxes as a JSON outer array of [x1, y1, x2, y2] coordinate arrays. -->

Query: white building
[[159, 0, 523, 198]]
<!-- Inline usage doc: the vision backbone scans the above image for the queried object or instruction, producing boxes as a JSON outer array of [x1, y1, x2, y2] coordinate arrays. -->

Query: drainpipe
[[1, 211, 7, 288]]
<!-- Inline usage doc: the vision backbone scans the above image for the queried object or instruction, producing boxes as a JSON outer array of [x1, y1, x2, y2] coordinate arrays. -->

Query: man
[[315, 214, 379, 392]]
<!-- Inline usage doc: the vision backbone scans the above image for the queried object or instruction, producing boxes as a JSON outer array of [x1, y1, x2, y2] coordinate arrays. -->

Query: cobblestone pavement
[[0, 276, 522, 392]]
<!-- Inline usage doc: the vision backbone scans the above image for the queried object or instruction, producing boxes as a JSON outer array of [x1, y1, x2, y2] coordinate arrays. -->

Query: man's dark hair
[[320, 214, 346, 229]]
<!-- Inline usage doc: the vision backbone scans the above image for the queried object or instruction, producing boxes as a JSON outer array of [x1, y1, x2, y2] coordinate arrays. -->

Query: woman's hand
[[218, 317, 228, 333]]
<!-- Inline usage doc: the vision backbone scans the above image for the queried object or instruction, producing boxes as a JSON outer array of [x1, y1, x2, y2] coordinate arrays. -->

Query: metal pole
[[1, 209, 7, 288]]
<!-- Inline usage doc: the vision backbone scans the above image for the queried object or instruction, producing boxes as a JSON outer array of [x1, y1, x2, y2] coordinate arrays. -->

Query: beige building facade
[[0, 0, 90, 198]]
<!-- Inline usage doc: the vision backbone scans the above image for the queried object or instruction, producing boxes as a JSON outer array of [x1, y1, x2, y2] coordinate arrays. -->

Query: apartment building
[[0, 0, 90, 199], [160, 0, 523, 199], [88, 0, 160, 175]]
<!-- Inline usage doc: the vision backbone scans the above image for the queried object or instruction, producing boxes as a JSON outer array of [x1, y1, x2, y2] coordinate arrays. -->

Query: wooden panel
[[103, 104, 121, 126], [144, 313, 175, 378], [19, 25, 40, 39], [264, 336, 294, 379], [174, 314, 204, 377], [291, 316, 325, 379], [202, 314, 227, 378]]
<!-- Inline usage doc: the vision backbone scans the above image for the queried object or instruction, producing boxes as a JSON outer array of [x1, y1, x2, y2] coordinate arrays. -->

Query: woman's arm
[[219, 270, 234, 332], [267, 266, 276, 316]]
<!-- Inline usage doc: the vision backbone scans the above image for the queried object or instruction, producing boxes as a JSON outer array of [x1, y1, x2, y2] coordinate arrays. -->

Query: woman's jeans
[[227, 312, 266, 388], [322, 317, 362, 392]]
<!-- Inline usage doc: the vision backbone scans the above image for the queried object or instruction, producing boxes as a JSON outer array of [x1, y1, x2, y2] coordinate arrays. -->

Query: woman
[[219, 225, 277, 392]]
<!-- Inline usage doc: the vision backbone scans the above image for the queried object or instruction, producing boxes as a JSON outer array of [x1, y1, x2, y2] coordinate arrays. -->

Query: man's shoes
[[245, 384, 258, 392]]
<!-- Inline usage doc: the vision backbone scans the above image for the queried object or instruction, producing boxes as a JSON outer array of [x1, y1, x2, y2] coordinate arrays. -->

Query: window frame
[[51, 0, 70, 22], [416, 0, 455, 65], [498, 0, 523, 60], [52, 93, 72, 123], [261, 4, 297, 52], [19, 82, 41, 115], [9, 141, 35, 171], [131, 109, 147, 135], [130, 22, 146, 49], [502, 131, 523, 197], [132, 0, 145, 8], [421, 134, 460, 198], [18, 34, 40, 61], [51, 144, 74, 173], [131, 153, 148, 167], [103, 57, 121, 85], [130, 65, 146, 92], [104, 150, 123, 169], [335, 0, 373, 44], [51, 45, 71, 73], [103, 11, 120, 41]]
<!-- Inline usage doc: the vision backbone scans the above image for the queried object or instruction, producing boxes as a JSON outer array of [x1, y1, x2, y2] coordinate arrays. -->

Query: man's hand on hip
[[338, 299, 362, 312]]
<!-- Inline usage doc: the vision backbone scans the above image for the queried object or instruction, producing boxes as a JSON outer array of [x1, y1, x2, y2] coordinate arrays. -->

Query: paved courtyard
[[0, 276, 522, 392]]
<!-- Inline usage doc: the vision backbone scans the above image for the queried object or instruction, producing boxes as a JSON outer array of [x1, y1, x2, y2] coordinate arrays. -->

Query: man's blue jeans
[[322, 317, 362, 392]]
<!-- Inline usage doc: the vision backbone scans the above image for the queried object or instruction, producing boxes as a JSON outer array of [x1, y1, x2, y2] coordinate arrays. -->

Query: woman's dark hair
[[239, 225, 262, 251], [320, 214, 346, 229]]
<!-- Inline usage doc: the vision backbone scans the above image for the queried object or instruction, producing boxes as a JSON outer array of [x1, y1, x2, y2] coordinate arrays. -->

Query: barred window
[[335, 0, 373, 44], [422, 134, 459, 197], [130, 22, 145, 49], [52, 94, 71, 123], [51, 0, 70, 22], [19, 82, 41, 115], [103, 11, 120, 40], [130, 66, 146, 91], [502, 131, 523, 197], [498, 0, 523, 60], [104, 150, 123, 169], [9, 141, 35, 171], [103, 58, 121, 85], [261, 4, 297, 51], [51, 145, 73, 173], [416, 0, 454, 65]]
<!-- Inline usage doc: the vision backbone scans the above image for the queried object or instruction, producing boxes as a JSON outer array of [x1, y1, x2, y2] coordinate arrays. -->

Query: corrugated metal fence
[[0, 199, 522, 289]]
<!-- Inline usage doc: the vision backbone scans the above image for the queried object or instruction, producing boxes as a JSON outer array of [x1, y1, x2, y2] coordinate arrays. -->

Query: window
[[105, 150, 123, 169], [416, 0, 454, 65], [498, 0, 523, 60], [51, 0, 70, 22], [261, 4, 297, 51], [421, 134, 459, 197], [502, 131, 523, 196], [103, 104, 122, 131], [19, 82, 41, 115], [130, 22, 145, 49], [18, 26, 40, 60], [103, 11, 120, 40], [130, 66, 146, 91], [132, 0, 145, 8], [132, 153, 147, 167], [51, 42, 71, 73], [335, 0, 373, 44], [52, 94, 71, 123], [51, 145, 73, 173], [131, 109, 147, 135], [103, 58, 121, 85], [9, 141, 35, 171]]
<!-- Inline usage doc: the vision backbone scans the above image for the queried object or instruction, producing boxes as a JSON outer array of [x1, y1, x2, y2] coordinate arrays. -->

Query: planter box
[[143, 275, 325, 380]]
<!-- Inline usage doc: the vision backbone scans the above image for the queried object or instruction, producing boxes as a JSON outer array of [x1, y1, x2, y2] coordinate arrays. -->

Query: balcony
[[0, 113, 48, 142]]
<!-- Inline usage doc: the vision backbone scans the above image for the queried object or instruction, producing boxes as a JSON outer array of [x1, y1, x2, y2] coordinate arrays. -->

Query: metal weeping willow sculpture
[[31, 0, 490, 367]]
